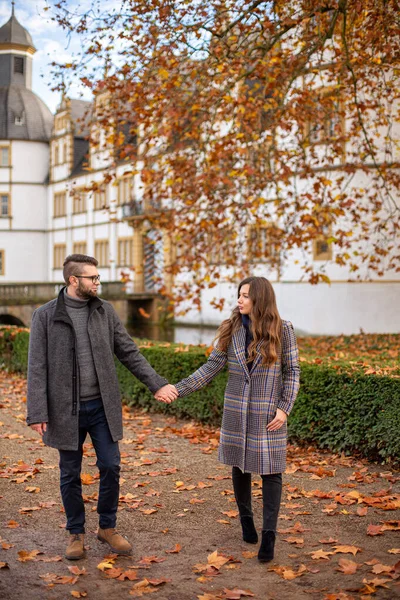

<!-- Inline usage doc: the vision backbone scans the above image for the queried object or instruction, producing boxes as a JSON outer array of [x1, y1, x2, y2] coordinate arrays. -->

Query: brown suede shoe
[[65, 533, 85, 560], [97, 527, 132, 555]]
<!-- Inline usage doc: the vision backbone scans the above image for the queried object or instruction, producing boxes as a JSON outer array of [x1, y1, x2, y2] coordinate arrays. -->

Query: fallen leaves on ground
[[268, 563, 308, 580], [129, 577, 170, 597]]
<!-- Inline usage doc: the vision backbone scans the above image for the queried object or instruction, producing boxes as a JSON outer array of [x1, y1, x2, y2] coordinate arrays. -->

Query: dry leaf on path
[[68, 565, 86, 576], [310, 549, 333, 560], [81, 473, 96, 485], [222, 588, 255, 599], [332, 545, 361, 555], [97, 559, 116, 571], [17, 549, 42, 562], [268, 564, 307, 580], [336, 558, 360, 574], [165, 543, 182, 553]]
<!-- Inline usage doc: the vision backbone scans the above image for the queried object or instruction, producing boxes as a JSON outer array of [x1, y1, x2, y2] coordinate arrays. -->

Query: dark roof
[[71, 138, 89, 176], [70, 99, 92, 137], [0, 13, 35, 49], [0, 84, 52, 141]]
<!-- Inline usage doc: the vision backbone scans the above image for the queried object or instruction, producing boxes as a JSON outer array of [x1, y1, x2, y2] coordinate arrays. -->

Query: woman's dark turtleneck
[[241, 313, 254, 373]]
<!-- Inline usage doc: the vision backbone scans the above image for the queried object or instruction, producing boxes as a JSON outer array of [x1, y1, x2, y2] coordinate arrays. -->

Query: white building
[[0, 9, 399, 335], [0, 6, 52, 282]]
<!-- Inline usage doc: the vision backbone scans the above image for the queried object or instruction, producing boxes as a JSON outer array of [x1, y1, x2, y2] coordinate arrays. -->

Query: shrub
[[1, 327, 398, 464]]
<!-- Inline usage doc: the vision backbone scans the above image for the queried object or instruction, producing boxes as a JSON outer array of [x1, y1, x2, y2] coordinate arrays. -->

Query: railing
[[0, 282, 158, 302], [0, 283, 64, 300]]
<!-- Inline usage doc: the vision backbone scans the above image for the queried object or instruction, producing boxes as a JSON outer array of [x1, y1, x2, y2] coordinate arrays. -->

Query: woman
[[174, 276, 300, 562]]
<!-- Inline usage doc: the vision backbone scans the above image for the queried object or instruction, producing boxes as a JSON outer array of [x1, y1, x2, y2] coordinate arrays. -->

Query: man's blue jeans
[[58, 398, 120, 534]]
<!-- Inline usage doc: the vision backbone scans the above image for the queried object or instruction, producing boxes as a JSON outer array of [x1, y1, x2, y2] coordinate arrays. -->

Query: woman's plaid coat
[[175, 320, 300, 475]]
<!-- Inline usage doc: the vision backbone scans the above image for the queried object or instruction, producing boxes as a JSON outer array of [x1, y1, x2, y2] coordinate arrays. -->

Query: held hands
[[154, 384, 178, 404], [266, 408, 287, 432], [30, 423, 47, 436]]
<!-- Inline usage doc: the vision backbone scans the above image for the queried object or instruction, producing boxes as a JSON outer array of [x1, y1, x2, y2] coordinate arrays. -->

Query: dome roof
[[0, 84, 53, 141], [0, 12, 35, 50]]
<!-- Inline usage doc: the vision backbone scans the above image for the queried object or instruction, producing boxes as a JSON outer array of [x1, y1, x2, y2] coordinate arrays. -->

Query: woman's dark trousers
[[58, 398, 121, 534], [232, 466, 282, 532]]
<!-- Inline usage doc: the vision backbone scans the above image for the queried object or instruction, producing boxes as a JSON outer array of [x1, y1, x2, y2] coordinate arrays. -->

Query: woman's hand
[[154, 384, 178, 404], [266, 408, 287, 431]]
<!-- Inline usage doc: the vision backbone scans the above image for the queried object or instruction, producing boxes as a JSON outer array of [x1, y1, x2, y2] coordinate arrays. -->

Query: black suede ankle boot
[[258, 530, 275, 562], [240, 516, 258, 544]]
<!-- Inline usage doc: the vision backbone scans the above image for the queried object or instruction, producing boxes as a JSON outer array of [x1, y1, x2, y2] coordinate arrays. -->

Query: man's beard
[[76, 281, 97, 300]]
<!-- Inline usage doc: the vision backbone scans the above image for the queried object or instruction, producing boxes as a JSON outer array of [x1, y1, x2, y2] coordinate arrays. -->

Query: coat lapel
[[250, 342, 263, 373], [232, 326, 250, 377]]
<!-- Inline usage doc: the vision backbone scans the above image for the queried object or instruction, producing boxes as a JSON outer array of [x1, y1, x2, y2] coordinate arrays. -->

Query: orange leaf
[[68, 565, 86, 576], [222, 588, 255, 599], [336, 558, 360, 574], [165, 543, 182, 554], [367, 524, 384, 536], [310, 549, 333, 560], [332, 545, 361, 555], [81, 473, 96, 485], [221, 510, 239, 518], [268, 564, 307, 580], [371, 563, 394, 574], [18, 549, 42, 562], [356, 506, 368, 516]]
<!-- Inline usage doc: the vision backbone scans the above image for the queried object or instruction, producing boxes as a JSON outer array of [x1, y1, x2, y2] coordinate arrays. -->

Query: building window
[[94, 240, 109, 267], [55, 114, 68, 132], [0, 250, 4, 275], [247, 226, 279, 263], [53, 244, 66, 269], [117, 176, 133, 206], [208, 232, 237, 265], [313, 237, 333, 261], [72, 190, 86, 214], [1, 194, 10, 217], [73, 241, 87, 255], [54, 143, 59, 166], [14, 113, 25, 126], [0, 147, 9, 167], [305, 90, 343, 145], [63, 141, 67, 164], [14, 56, 24, 74], [118, 238, 133, 267], [53, 192, 66, 217], [93, 188, 107, 211]]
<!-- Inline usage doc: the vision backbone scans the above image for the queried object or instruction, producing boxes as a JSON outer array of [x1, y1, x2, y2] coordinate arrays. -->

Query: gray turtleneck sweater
[[64, 289, 101, 402]]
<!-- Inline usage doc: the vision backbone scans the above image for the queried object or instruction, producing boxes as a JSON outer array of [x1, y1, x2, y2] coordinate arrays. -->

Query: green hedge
[[1, 327, 399, 464]]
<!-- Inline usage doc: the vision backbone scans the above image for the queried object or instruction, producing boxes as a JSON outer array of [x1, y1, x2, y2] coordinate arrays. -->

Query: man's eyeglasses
[[74, 275, 101, 284]]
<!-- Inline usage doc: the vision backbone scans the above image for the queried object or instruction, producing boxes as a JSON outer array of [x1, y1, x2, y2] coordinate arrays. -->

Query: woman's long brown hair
[[214, 276, 282, 366]]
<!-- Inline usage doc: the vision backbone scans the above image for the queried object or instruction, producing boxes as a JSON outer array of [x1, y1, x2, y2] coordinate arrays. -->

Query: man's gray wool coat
[[26, 288, 168, 451]]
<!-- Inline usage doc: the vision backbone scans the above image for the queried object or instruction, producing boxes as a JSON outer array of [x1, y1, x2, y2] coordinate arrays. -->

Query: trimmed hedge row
[[0, 327, 398, 464]]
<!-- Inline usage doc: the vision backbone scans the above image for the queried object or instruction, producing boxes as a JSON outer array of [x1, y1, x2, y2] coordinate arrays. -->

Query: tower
[[0, 3, 53, 281]]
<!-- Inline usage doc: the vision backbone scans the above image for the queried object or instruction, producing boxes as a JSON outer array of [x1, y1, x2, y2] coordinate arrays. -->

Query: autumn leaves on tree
[[48, 0, 400, 310]]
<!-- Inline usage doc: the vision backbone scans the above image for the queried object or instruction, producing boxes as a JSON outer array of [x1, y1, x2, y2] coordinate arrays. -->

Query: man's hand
[[154, 384, 178, 404], [30, 423, 47, 436], [266, 408, 287, 431]]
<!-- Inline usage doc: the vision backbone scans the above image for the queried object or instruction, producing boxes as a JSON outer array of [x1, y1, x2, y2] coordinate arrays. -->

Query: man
[[27, 254, 177, 560]]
